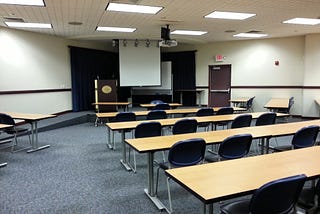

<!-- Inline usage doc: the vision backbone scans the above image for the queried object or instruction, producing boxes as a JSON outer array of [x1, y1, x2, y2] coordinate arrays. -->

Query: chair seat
[[220, 199, 250, 214], [273, 145, 292, 152]]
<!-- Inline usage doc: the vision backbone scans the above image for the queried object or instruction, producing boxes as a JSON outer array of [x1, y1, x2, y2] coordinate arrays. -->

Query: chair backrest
[[0, 113, 15, 125], [135, 121, 162, 138], [216, 107, 234, 115], [246, 96, 255, 110], [230, 114, 252, 129], [147, 110, 167, 120], [114, 112, 136, 122], [249, 174, 306, 214], [172, 118, 198, 135], [196, 108, 214, 117], [218, 134, 253, 160], [292, 125, 319, 149], [168, 138, 206, 167], [255, 112, 277, 126], [288, 96, 294, 112], [150, 100, 164, 104], [154, 103, 170, 110]]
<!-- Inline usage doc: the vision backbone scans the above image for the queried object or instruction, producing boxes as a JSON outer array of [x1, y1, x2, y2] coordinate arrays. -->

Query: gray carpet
[[0, 112, 308, 213]]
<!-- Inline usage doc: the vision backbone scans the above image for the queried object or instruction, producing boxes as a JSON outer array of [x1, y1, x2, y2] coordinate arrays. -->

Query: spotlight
[[146, 39, 150, 47], [134, 39, 139, 47], [123, 39, 127, 47]]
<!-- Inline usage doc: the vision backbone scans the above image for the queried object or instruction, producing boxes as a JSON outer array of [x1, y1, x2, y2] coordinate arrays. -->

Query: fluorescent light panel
[[96, 26, 136, 32], [171, 30, 207, 35], [205, 11, 256, 20], [106, 3, 162, 14], [233, 33, 268, 38], [0, 0, 44, 6], [5, 22, 51, 28], [283, 18, 320, 25]]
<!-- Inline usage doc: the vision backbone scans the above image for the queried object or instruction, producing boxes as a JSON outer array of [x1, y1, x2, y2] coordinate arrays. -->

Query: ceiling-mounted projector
[[159, 24, 178, 47], [159, 39, 178, 47]]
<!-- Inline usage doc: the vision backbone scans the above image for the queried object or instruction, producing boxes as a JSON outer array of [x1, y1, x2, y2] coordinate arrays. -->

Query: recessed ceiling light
[[171, 30, 207, 36], [205, 11, 256, 20], [106, 3, 163, 14], [96, 26, 136, 32], [0, 0, 45, 6], [233, 33, 268, 38], [5, 22, 52, 28], [283, 18, 320, 25]]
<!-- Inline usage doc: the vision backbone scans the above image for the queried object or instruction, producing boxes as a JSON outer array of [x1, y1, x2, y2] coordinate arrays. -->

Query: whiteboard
[[119, 39, 161, 86]]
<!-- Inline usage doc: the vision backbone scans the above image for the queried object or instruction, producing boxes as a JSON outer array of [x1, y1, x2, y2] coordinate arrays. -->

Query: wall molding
[[0, 88, 71, 95]]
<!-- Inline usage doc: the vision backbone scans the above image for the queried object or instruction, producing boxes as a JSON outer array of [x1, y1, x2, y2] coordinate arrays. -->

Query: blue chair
[[220, 174, 307, 214], [214, 107, 234, 130], [147, 110, 167, 120], [172, 118, 197, 135], [206, 134, 252, 162], [297, 179, 320, 213], [254, 112, 277, 154], [196, 107, 214, 131], [0, 113, 31, 152], [150, 100, 164, 104], [154, 103, 170, 110], [155, 138, 206, 213], [111, 112, 136, 149], [255, 112, 276, 126], [129, 121, 162, 172], [273, 125, 319, 152], [245, 96, 255, 112], [230, 114, 252, 129]]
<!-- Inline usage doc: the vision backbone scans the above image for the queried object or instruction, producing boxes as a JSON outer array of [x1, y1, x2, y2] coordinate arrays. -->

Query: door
[[208, 64, 231, 107]]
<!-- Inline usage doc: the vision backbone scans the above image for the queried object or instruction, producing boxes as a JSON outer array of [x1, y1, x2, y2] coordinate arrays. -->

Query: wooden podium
[[94, 80, 117, 112]]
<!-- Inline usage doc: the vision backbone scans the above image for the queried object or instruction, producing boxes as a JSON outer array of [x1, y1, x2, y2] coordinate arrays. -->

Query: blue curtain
[[161, 51, 196, 106], [70, 46, 118, 112]]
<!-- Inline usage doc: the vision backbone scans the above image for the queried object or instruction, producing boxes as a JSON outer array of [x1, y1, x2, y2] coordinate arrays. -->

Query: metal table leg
[[27, 121, 50, 153], [120, 130, 132, 171]]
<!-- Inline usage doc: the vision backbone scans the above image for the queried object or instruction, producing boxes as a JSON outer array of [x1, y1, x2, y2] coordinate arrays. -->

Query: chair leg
[[166, 177, 173, 213], [11, 133, 18, 152]]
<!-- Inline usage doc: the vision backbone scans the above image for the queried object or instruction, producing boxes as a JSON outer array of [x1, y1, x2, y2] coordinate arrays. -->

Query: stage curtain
[[70, 46, 118, 112]]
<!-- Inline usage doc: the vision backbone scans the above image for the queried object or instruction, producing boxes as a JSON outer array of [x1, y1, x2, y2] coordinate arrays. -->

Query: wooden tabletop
[[92, 102, 131, 106], [166, 146, 320, 204], [140, 103, 182, 108], [264, 98, 289, 109], [229, 97, 251, 103], [96, 107, 247, 118], [126, 119, 320, 153], [0, 124, 12, 129], [107, 112, 287, 131], [3, 112, 56, 121]]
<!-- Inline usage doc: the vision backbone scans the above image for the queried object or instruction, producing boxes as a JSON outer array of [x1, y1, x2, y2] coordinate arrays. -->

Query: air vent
[[3, 17, 25, 22]]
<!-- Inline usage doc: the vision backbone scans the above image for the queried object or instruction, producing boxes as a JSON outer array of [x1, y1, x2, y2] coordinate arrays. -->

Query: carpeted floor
[[0, 112, 309, 213]]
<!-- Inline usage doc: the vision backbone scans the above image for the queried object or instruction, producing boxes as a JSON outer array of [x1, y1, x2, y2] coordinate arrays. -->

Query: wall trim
[[0, 88, 71, 95]]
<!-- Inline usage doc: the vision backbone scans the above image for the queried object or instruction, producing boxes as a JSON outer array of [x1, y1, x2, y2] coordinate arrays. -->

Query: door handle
[[210, 88, 230, 93]]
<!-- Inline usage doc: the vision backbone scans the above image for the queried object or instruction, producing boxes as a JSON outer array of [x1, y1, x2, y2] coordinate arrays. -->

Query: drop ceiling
[[0, 0, 320, 44]]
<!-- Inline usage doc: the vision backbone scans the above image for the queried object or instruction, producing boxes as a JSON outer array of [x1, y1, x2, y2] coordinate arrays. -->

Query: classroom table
[[125, 119, 320, 212], [107, 111, 288, 171], [0, 123, 13, 168], [95, 106, 247, 126], [4, 112, 56, 153], [176, 89, 204, 107], [264, 98, 289, 111], [229, 97, 251, 107], [166, 146, 320, 213], [140, 103, 182, 110], [92, 102, 131, 112]]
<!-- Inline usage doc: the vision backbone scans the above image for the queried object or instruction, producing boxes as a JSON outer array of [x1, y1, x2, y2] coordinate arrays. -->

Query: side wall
[[0, 27, 113, 114]]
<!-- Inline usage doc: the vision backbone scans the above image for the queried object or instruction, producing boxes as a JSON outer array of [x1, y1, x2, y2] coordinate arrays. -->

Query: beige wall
[[1, 26, 319, 117]]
